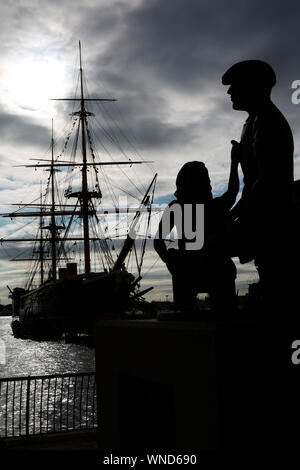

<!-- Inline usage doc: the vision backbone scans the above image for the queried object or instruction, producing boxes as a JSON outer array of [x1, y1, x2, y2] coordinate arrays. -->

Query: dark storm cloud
[[75, 97, 201, 151], [0, 113, 50, 149], [106, 113, 198, 150], [88, 0, 300, 92], [73, 0, 300, 154], [131, 117, 191, 148]]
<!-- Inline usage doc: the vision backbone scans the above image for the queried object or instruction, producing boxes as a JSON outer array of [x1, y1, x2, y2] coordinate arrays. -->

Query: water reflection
[[0, 317, 95, 378]]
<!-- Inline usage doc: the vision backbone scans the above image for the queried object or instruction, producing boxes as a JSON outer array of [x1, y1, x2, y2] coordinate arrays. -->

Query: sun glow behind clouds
[[3, 56, 67, 115]]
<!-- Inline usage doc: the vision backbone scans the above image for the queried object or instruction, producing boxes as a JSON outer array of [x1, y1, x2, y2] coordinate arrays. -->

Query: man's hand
[[231, 139, 242, 164]]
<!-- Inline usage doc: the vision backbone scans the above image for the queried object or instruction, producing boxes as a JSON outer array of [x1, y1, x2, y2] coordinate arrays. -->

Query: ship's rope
[[91, 117, 145, 199], [89, 212, 114, 269], [138, 177, 156, 275], [25, 258, 39, 290], [133, 242, 141, 277], [85, 68, 155, 177], [56, 117, 79, 162], [84, 116, 104, 202], [86, 123, 122, 208], [83, 80, 147, 200]]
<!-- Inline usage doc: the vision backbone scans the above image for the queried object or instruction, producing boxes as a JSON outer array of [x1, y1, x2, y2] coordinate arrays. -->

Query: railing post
[[25, 376, 31, 437]]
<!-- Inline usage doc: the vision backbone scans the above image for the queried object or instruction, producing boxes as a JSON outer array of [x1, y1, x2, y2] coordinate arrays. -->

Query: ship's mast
[[33, 188, 45, 285], [79, 41, 91, 274], [50, 41, 117, 274], [41, 120, 64, 281], [50, 120, 57, 280], [40, 192, 44, 285]]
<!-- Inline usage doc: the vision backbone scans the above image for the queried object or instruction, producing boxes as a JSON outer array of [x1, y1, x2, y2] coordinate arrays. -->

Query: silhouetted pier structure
[[95, 315, 300, 451]]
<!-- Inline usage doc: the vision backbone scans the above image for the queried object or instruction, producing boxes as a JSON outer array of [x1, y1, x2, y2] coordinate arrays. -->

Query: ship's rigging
[[0, 41, 159, 296]]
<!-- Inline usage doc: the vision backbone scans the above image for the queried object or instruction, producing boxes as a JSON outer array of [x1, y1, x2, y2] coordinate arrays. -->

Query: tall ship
[[0, 43, 157, 339]]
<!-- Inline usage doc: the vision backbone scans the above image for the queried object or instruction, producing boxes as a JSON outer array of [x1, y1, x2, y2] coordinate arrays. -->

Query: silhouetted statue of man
[[221, 60, 295, 314], [154, 155, 239, 315]]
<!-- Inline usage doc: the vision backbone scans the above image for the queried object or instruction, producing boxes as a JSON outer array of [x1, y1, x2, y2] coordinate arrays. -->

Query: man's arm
[[216, 140, 240, 211]]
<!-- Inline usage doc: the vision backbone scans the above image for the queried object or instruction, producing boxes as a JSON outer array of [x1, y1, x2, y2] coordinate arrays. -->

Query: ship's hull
[[11, 269, 134, 339]]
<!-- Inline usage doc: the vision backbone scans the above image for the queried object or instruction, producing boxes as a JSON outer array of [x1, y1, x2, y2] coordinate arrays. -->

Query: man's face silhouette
[[227, 82, 254, 111], [227, 82, 269, 112]]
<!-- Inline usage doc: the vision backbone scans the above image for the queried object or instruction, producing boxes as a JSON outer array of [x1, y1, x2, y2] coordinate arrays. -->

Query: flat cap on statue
[[222, 60, 276, 88]]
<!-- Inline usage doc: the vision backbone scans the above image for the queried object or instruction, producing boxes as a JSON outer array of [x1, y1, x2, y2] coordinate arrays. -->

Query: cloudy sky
[[0, 0, 299, 303]]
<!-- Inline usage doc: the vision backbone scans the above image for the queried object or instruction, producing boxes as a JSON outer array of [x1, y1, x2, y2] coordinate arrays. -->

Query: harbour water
[[0, 316, 95, 378]]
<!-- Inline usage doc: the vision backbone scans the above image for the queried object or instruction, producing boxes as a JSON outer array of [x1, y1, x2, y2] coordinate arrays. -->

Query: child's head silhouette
[[175, 161, 212, 203]]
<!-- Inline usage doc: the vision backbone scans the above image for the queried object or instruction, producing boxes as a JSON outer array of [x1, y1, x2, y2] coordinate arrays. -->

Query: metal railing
[[0, 372, 97, 438]]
